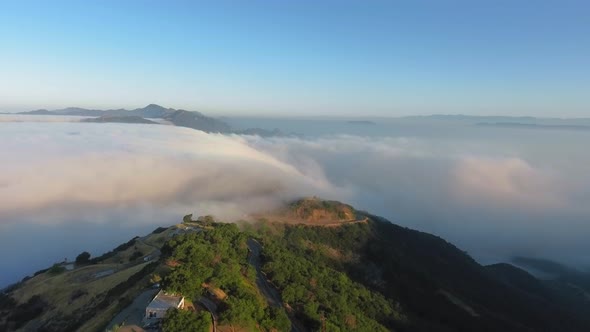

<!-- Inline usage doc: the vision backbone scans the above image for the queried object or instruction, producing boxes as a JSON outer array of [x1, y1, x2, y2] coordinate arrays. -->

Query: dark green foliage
[[162, 223, 289, 330], [361, 216, 587, 332], [129, 250, 144, 262], [103, 262, 157, 304], [75, 251, 91, 265], [219, 288, 264, 327], [260, 307, 291, 332], [152, 226, 168, 234], [182, 214, 193, 223], [89, 237, 139, 264], [0, 293, 16, 310], [0, 295, 46, 330], [247, 215, 584, 332], [259, 225, 398, 331], [256, 214, 590, 332], [197, 215, 215, 225], [47, 264, 66, 275], [68, 289, 88, 303], [33, 267, 50, 276], [113, 237, 139, 252], [162, 308, 211, 332]]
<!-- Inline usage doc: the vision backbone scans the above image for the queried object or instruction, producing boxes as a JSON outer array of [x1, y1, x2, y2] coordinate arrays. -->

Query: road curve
[[198, 296, 218, 332], [247, 238, 307, 332]]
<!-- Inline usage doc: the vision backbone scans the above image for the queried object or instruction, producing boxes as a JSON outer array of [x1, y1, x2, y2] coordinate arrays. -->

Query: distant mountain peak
[[16, 104, 284, 136], [141, 103, 167, 110]]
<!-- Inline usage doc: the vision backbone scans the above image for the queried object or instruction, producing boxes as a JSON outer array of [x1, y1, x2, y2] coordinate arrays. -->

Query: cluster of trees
[[162, 308, 210, 332], [47, 264, 66, 275], [75, 251, 91, 265], [72, 237, 140, 265], [256, 214, 590, 332], [161, 223, 291, 331], [258, 223, 403, 331]]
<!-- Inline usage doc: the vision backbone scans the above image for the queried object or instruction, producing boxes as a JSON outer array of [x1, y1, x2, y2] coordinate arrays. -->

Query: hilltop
[[2, 199, 590, 332], [253, 197, 360, 226]]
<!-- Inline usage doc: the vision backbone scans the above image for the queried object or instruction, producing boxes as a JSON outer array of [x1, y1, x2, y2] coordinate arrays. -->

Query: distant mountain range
[[81, 115, 158, 124], [399, 115, 590, 132], [18, 104, 291, 136], [477, 122, 590, 131]]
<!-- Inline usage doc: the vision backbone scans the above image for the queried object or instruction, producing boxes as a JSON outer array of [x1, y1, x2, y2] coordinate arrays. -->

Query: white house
[[145, 290, 185, 319]]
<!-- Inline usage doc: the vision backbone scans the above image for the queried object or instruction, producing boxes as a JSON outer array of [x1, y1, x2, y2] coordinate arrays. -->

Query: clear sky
[[1, 0, 589, 116]]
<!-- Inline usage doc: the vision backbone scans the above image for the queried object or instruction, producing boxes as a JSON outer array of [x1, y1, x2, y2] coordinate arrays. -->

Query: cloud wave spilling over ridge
[[242, 134, 589, 267], [1, 120, 589, 286]]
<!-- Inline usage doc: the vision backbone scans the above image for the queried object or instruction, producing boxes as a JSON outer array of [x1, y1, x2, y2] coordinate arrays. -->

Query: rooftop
[[147, 291, 183, 310]]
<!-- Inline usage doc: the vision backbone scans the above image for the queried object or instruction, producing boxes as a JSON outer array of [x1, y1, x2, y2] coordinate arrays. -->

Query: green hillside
[[2, 199, 589, 332]]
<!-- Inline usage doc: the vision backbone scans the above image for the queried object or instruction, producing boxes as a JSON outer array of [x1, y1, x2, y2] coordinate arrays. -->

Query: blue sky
[[1, 0, 589, 116]]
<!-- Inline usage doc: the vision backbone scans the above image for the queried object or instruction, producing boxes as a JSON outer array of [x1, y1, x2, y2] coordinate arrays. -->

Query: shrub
[[47, 264, 66, 275], [75, 251, 91, 265]]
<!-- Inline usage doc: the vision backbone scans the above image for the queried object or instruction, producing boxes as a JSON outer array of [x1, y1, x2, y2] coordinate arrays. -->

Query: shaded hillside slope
[[251, 200, 590, 332], [3, 199, 589, 332]]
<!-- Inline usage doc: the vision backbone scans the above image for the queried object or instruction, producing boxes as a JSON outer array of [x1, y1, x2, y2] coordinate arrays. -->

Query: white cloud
[[0, 114, 88, 122], [0, 123, 349, 225], [452, 157, 564, 208], [1, 120, 589, 286]]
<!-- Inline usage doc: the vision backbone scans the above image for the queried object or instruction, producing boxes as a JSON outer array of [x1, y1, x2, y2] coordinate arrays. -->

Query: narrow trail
[[247, 238, 307, 332]]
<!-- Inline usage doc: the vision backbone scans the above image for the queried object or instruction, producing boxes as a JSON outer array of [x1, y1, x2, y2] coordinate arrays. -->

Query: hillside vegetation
[[2, 198, 590, 332]]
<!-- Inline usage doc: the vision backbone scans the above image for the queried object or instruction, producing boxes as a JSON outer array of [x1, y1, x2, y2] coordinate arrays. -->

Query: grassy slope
[[4, 227, 177, 332]]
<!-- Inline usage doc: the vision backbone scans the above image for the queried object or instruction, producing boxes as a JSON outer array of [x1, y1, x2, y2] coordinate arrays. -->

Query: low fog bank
[[0, 122, 345, 286], [1, 119, 589, 286], [244, 135, 590, 267]]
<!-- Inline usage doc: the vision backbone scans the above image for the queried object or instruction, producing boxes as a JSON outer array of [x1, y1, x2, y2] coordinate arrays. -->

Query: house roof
[[147, 291, 183, 310]]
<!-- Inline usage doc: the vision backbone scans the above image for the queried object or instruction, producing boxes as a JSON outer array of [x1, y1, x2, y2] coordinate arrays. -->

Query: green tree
[[162, 308, 210, 332], [182, 214, 193, 223], [75, 251, 91, 265], [47, 263, 66, 275]]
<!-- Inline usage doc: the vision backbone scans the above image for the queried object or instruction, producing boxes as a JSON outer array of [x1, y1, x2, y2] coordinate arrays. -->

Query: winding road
[[247, 238, 307, 332], [198, 296, 218, 332]]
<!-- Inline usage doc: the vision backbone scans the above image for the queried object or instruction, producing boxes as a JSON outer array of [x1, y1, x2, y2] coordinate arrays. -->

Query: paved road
[[247, 239, 307, 332], [247, 239, 283, 307], [137, 236, 162, 261], [198, 297, 218, 332], [106, 288, 159, 330]]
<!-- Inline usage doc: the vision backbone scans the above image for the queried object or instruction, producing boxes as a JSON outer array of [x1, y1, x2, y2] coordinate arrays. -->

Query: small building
[[145, 290, 185, 319]]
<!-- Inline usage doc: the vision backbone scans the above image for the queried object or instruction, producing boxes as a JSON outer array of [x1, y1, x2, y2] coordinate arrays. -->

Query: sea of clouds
[[1, 116, 589, 286]]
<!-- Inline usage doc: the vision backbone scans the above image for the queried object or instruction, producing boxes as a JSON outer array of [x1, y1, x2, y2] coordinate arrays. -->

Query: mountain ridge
[[2, 198, 589, 332], [18, 104, 292, 135]]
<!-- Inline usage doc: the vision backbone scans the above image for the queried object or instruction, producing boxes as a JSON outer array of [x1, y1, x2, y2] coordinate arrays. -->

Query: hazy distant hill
[[20, 104, 231, 134], [347, 120, 376, 125], [404, 114, 590, 127], [20, 104, 169, 118], [162, 109, 232, 133], [236, 127, 288, 137], [403, 114, 539, 122], [477, 122, 590, 131], [81, 115, 158, 124]]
